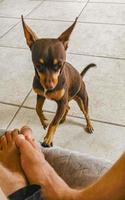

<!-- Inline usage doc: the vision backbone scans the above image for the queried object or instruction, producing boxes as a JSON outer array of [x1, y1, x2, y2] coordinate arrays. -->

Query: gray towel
[[42, 147, 111, 189]]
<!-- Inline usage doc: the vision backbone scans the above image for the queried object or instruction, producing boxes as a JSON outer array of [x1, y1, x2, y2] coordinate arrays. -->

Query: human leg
[[78, 152, 125, 200]]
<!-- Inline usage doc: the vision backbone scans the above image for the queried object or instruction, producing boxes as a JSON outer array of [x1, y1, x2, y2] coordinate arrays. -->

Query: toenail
[[20, 126, 32, 131], [5, 131, 9, 134], [13, 129, 19, 133], [18, 135, 25, 140], [0, 135, 5, 140], [5, 131, 11, 135]]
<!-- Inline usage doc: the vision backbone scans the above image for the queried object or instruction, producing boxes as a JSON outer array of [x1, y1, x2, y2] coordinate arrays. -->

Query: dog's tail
[[80, 63, 96, 78]]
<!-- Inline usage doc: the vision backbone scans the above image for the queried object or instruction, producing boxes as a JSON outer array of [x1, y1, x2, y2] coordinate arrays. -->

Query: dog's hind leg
[[75, 89, 94, 133], [60, 105, 70, 124]]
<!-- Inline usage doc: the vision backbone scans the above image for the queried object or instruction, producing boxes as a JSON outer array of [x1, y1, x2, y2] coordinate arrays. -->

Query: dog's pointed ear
[[58, 17, 78, 50], [21, 15, 38, 48]]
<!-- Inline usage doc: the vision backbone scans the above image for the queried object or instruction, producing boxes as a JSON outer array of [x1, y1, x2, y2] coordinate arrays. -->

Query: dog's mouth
[[45, 85, 55, 91], [45, 87, 54, 92], [40, 80, 57, 92]]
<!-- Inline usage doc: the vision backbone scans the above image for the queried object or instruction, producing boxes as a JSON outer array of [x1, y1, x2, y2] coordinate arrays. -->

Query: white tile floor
[[28, 1, 86, 21], [0, 0, 125, 162], [79, 3, 125, 24]]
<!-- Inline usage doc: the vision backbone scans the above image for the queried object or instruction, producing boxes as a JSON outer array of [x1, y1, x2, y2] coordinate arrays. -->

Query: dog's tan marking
[[53, 59, 58, 65], [33, 88, 65, 100], [39, 58, 44, 64], [33, 88, 44, 96], [75, 96, 94, 133], [44, 125, 57, 145], [37, 70, 60, 89], [36, 96, 48, 129], [37, 71, 46, 86], [52, 70, 60, 87], [46, 88, 65, 100]]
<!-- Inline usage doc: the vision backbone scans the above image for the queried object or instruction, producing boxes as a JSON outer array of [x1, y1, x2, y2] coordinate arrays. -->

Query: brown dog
[[21, 16, 96, 147]]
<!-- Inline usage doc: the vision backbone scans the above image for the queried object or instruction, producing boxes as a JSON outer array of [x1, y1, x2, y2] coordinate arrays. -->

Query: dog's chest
[[33, 88, 65, 100]]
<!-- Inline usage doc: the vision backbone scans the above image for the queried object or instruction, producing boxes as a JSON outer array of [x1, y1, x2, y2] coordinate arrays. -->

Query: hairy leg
[[78, 152, 125, 200]]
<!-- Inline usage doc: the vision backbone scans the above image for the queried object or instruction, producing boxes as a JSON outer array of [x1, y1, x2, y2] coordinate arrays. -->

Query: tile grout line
[[0, 101, 20, 107], [68, 52, 125, 60], [44, 0, 125, 4], [25, 0, 45, 18], [0, 20, 21, 40], [0, 16, 20, 19], [21, 107, 125, 128], [44, 0, 84, 3], [6, 89, 32, 130], [1, 101, 124, 129], [89, 1, 125, 4], [0, 45, 125, 61], [78, 21, 125, 26], [1, 15, 125, 27], [30, 0, 125, 4], [0, 45, 27, 50], [24, 17, 77, 23], [77, 0, 90, 18], [21, 18, 125, 26]]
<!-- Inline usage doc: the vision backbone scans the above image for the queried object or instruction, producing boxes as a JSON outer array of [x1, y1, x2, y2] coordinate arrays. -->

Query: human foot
[[15, 134, 76, 200], [0, 129, 27, 196]]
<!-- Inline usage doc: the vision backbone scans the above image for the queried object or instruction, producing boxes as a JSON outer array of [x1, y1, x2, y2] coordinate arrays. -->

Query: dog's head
[[21, 15, 77, 91]]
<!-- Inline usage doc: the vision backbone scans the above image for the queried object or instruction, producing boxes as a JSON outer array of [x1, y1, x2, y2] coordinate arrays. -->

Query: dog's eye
[[53, 64, 60, 72], [36, 63, 45, 72]]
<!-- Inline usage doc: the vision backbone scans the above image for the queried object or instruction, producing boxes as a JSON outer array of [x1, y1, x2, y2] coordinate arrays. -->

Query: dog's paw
[[86, 124, 94, 134], [41, 141, 53, 148]]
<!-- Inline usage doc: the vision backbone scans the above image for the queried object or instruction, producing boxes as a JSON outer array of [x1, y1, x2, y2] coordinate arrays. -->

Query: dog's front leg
[[36, 95, 48, 129], [42, 99, 67, 147]]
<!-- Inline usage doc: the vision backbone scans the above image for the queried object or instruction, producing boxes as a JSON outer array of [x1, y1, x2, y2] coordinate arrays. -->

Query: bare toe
[[11, 129, 19, 139], [20, 126, 32, 138], [0, 135, 7, 150], [15, 135, 36, 156], [5, 131, 12, 144], [20, 126, 40, 151]]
